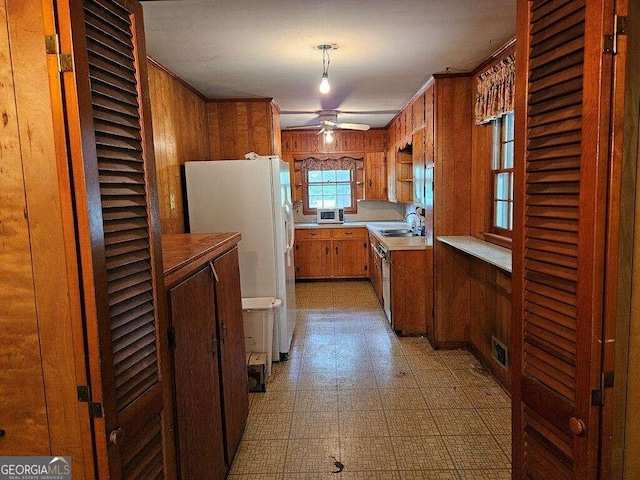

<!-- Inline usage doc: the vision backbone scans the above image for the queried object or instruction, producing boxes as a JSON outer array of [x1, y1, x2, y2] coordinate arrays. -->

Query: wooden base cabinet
[[164, 235, 249, 480], [295, 228, 369, 279], [389, 249, 432, 336]]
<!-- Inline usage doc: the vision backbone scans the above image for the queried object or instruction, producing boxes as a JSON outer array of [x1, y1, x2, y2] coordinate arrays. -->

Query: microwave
[[317, 208, 344, 224]]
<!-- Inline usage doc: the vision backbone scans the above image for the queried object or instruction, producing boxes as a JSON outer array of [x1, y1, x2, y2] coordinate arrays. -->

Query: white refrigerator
[[184, 157, 296, 360]]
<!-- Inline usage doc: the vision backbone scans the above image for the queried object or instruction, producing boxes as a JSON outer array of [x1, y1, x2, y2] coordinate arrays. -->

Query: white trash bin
[[241, 297, 282, 376]]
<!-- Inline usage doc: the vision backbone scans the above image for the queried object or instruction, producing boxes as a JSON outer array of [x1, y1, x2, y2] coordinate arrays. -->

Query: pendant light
[[316, 44, 336, 95]]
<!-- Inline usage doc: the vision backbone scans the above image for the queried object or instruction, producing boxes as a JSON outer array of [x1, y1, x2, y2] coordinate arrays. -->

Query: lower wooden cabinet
[[164, 236, 248, 480], [295, 228, 369, 279], [389, 249, 432, 336]]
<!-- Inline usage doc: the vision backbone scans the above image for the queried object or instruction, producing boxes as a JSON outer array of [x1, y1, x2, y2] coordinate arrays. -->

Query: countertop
[[295, 221, 430, 251], [437, 235, 512, 273], [162, 233, 242, 288]]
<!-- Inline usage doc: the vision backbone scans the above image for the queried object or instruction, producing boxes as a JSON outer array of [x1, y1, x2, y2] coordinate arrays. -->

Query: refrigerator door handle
[[284, 202, 295, 254]]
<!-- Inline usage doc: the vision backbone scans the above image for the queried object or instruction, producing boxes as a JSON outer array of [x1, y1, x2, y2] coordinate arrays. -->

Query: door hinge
[[168, 324, 176, 348], [77, 385, 91, 403], [604, 15, 628, 54], [591, 371, 615, 406], [45, 34, 73, 72], [89, 402, 104, 419]]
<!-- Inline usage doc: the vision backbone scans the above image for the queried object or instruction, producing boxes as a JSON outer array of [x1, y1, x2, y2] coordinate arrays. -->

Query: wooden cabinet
[[365, 152, 387, 200], [412, 128, 426, 207], [170, 267, 226, 480], [164, 235, 248, 479], [295, 228, 368, 279], [208, 99, 281, 159], [395, 147, 414, 203], [365, 129, 386, 151], [386, 145, 397, 202], [389, 249, 432, 336], [294, 229, 332, 279]]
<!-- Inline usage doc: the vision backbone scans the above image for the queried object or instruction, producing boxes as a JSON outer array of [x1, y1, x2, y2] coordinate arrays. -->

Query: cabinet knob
[[109, 427, 125, 445], [569, 417, 585, 436], [335, 246, 339, 255], [325, 246, 329, 255]]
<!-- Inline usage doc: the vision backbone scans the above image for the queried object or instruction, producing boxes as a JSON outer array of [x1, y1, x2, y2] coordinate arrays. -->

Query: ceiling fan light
[[324, 129, 334, 143], [319, 73, 330, 94]]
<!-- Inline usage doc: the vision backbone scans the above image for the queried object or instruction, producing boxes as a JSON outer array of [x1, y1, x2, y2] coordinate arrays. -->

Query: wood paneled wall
[[148, 59, 210, 234], [1, 1, 92, 474], [207, 99, 281, 160], [433, 76, 473, 348]]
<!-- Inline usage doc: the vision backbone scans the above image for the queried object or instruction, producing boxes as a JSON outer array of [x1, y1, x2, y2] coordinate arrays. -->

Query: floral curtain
[[298, 156, 363, 171], [475, 54, 515, 125]]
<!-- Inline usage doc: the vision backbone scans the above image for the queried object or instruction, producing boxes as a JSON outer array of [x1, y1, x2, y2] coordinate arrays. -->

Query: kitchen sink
[[381, 232, 419, 237], [378, 228, 419, 237], [379, 229, 413, 234]]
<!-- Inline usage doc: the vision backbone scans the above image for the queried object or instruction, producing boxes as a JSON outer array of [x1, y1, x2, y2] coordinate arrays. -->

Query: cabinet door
[[386, 146, 397, 202], [412, 128, 426, 206], [170, 267, 226, 480], [212, 248, 248, 464], [365, 152, 387, 200], [54, 1, 176, 477], [295, 239, 331, 278], [333, 239, 368, 278]]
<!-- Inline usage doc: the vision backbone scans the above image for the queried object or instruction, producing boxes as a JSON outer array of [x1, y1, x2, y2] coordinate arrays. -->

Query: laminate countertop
[[162, 233, 242, 288], [295, 221, 430, 251]]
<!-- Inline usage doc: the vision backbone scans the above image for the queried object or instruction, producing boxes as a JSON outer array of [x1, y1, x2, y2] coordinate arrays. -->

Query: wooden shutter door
[[513, 0, 618, 478], [53, 0, 175, 478]]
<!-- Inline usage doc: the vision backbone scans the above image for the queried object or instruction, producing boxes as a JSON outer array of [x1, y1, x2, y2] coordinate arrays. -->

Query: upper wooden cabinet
[[365, 129, 386, 151], [208, 99, 281, 159], [365, 152, 387, 200], [282, 129, 385, 154], [412, 92, 426, 130], [412, 128, 426, 207]]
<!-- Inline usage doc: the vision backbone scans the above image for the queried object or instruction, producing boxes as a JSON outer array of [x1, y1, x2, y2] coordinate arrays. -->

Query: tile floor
[[229, 280, 512, 480]]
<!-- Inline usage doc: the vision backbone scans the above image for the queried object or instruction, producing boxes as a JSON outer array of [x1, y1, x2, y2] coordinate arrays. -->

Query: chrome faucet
[[403, 212, 421, 231]]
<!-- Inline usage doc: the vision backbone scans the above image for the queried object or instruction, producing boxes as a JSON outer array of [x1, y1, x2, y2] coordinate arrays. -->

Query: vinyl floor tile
[[283, 438, 341, 473], [231, 280, 511, 478]]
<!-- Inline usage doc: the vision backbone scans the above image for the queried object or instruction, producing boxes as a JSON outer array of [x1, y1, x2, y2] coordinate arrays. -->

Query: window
[[491, 111, 514, 237], [303, 169, 356, 214]]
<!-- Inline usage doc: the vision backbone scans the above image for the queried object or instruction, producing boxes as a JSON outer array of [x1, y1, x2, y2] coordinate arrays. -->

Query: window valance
[[475, 54, 515, 125], [297, 156, 364, 171]]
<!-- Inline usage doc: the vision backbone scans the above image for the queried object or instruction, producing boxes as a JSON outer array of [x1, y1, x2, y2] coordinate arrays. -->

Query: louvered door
[[513, 0, 618, 478], [54, 0, 175, 478]]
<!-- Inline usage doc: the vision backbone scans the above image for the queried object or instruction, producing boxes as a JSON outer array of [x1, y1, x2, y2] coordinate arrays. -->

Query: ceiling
[[141, 1, 516, 129]]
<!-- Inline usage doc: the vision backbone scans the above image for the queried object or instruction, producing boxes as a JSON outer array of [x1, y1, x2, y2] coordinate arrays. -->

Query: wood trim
[[472, 37, 517, 76], [208, 97, 275, 103], [132, 5, 178, 478], [612, 1, 639, 478], [482, 232, 513, 249], [511, 1, 530, 477], [147, 55, 207, 101]]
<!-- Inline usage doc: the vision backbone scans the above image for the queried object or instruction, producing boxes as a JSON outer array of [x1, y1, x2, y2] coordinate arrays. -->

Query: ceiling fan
[[285, 110, 370, 133]]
